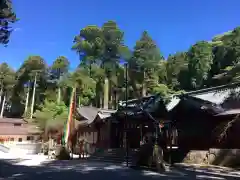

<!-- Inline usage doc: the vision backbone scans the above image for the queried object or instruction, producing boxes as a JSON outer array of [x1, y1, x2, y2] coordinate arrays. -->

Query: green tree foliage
[[212, 28, 240, 84], [187, 41, 213, 89], [51, 56, 70, 78], [0, 62, 16, 115], [128, 31, 163, 97], [165, 52, 188, 89], [33, 100, 68, 130], [0, 62, 16, 92], [72, 21, 129, 108], [2, 21, 240, 133], [0, 0, 17, 44], [16, 55, 47, 88], [47, 56, 70, 103], [70, 67, 96, 106], [101, 21, 128, 75], [14, 56, 47, 106], [72, 25, 103, 78]]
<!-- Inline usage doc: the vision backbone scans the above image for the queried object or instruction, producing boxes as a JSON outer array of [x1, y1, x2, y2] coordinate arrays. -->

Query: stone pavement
[[1, 158, 240, 180]]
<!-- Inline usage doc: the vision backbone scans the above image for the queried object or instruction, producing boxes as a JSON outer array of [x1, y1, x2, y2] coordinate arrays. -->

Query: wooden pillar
[[107, 118, 111, 148], [97, 124, 101, 148], [103, 78, 109, 109], [140, 124, 143, 141]]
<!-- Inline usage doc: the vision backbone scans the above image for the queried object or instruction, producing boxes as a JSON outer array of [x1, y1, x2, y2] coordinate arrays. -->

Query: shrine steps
[[86, 148, 139, 166]]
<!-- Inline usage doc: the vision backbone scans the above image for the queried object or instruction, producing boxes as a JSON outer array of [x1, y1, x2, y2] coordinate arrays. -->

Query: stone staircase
[[87, 148, 139, 166]]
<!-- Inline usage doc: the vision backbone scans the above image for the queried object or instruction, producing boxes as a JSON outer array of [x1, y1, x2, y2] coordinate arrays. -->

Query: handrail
[[0, 144, 10, 153]]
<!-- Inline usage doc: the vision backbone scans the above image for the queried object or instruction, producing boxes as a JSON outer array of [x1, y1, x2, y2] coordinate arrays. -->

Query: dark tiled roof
[[77, 106, 99, 123], [183, 82, 240, 96], [0, 118, 27, 124], [0, 125, 42, 135], [76, 106, 116, 125], [118, 95, 154, 109], [215, 108, 240, 116], [179, 95, 225, 115]]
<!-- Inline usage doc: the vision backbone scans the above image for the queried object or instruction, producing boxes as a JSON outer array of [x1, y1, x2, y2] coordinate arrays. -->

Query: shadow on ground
[[1, 159, 240, 180]]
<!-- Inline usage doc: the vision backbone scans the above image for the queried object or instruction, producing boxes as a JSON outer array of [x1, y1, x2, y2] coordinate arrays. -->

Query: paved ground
[[1, 157, 240, 180]]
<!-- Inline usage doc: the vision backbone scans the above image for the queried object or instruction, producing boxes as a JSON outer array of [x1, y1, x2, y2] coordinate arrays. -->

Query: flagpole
[[71, 86, 77, 159], [62, 87, 76, 149]]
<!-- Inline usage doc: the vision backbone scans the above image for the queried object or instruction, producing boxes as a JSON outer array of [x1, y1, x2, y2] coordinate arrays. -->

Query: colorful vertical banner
[[62, 87, 76, 146]]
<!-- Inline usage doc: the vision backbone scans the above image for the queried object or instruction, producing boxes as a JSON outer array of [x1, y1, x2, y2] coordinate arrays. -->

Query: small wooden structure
[[0, 118, 42, 144], [169, 94, 240, 149], [72, 83, 240, 156], [74, 107, 116, 151], [111, 94, 170, 149], [117, 83, 240, 151]]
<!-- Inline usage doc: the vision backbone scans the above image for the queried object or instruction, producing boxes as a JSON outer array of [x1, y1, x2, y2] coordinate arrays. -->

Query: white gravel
[[0, 151, 51, 166], [15, 154, 51, 166], [0, 151, 20, 159]]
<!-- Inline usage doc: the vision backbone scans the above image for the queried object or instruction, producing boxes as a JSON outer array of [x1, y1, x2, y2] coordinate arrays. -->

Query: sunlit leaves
[[165, 52, 188, 89], [51, 56, 70, 77], [128, 31, 163, 96], [72, 25, 103, 67], [33, 100, 68, 130], [0, 62, 16, 95], [187, 41, 213, 88], [17, 55, 47, 82]]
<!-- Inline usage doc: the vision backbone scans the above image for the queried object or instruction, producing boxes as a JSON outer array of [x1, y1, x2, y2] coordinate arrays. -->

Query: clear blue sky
[[1, 0, 240, 70]]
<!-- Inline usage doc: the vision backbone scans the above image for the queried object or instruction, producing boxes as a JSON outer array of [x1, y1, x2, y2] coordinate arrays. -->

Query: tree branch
[[218, 114, 239, 142]]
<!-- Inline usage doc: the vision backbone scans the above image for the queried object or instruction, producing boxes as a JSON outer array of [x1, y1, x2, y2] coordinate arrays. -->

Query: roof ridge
[[181, 82, 240, 96]]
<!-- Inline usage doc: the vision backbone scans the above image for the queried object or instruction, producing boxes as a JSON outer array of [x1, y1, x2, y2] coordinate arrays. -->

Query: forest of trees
[[1, 2, 240, 131]]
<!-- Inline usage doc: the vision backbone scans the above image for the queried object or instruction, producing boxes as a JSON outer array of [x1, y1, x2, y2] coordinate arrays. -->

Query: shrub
[[56, 146, 70, 160]]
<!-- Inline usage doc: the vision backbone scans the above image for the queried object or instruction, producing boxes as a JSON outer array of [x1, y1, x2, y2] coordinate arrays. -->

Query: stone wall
[[183, 150, 209, 164], [182, 148, 240, 167], [9, 143, 42, 155]]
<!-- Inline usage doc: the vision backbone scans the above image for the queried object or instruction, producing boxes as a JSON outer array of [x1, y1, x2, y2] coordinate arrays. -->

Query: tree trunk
[[57, 87, 61, 104], [142, 84, 147, 97], [24, 82, 30, 116], [57, 75, 62, 104], [0, 95, 6, 118], [78, 96, 81, 106], [95, 81, 102, 108], [109, 80, 113, 109], [142, 71, 147, 97], [30, 73, 37, 119], [103, 77, 109, 109], [0, 88, 2, 106], [113, 89, 118, 110]]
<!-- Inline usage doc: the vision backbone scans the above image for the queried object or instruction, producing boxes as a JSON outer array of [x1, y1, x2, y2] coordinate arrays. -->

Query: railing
[[11, 142, 42, 154], [73, 141, 97, 155], [0, 144, 10, 153]]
